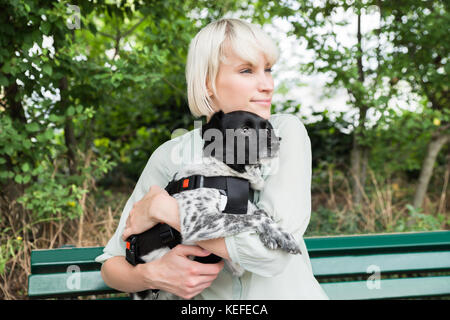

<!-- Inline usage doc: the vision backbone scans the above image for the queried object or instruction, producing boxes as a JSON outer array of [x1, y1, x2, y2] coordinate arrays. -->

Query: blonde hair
[[186, 18, 279, 118]]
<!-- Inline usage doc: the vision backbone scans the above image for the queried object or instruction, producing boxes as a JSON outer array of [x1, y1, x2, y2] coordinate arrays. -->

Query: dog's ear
[[202, 111, 224, 138]]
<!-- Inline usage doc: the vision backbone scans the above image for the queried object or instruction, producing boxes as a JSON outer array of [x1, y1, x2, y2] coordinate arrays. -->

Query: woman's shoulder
[[150, 128, 201, 165], [269, 113, 308, 136], [270, 113, 304, 125]]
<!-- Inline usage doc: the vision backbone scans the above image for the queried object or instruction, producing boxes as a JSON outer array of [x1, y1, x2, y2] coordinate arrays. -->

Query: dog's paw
[[258, 232, 279, 250], [276, 232, 301, 254]]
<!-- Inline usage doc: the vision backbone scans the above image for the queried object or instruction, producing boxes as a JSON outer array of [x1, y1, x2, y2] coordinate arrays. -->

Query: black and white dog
[[131, 110, 301, 300]]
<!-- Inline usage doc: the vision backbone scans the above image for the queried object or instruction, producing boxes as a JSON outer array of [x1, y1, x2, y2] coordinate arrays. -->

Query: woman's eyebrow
[[236, 62, 253, 68], [236, 62, 271, 68]]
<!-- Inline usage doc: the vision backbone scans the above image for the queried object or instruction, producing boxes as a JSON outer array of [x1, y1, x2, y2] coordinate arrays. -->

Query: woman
[[97, 18, 328, 300]]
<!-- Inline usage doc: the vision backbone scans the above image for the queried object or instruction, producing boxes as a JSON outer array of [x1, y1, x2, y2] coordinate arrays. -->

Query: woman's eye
[[240, 68, 272, 74]]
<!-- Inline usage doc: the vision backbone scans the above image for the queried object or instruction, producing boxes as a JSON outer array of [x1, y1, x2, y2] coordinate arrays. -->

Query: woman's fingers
[[173, 244, 211, 257], [122, 227, 132, 241], [122, 209, 137, 241], [195, 274, 221, 286], [121, 185, 165, 241], [147, 244, 225, 299]]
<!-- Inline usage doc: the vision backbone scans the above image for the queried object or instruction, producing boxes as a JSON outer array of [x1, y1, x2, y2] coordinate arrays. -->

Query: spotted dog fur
[[172, 156, 301, 255]]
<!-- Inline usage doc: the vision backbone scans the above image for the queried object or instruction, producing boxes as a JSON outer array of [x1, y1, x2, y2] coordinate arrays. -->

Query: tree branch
[[122, 14, 149, 38], [97, 30, 115, 39]]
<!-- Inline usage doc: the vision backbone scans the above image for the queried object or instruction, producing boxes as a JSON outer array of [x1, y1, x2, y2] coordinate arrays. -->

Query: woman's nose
[[257, 73, 274, 92]]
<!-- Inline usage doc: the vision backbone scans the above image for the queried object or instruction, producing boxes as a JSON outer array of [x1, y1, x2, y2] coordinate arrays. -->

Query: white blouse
[[95, 113, 329, 300]]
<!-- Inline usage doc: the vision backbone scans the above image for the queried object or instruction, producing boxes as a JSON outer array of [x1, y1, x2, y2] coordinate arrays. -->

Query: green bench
[[28, 230, 450, 299]]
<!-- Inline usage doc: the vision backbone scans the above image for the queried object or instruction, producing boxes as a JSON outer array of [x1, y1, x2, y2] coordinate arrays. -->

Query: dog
[[131, 110, 301, 300]]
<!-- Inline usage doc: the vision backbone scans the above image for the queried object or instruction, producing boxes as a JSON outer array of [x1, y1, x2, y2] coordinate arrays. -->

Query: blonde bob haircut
[[186, 18, 279, 118]]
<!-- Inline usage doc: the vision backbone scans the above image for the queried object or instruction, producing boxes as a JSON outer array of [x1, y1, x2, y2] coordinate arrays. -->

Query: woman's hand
[[122, 185, 177, 241], [141, 244, 225, 299]]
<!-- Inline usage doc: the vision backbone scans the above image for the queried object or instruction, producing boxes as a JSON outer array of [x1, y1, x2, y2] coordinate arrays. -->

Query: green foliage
[[381, 0, 449, 111], [365, 106, 450, 175], [18, 180, 85, 220], [0, 237, 23, 275], [0, 0, 447, 244], [305, 110, 353, 168], [391, 205, 449, 233]]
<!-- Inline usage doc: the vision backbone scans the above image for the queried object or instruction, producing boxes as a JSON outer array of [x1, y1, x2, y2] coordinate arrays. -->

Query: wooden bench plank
[[305, 231, 450, 256], [311, 251, 450, 277], [28, 270, 119, 298], [322, 276, 450, 300]]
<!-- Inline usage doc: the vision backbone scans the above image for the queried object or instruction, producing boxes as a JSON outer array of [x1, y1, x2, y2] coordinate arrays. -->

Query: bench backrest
[[306, 231, 450, 299], [28, 231, 450, 299]]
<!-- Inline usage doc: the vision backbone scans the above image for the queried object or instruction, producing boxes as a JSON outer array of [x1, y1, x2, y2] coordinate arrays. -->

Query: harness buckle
[[125, 235, 137, 266]]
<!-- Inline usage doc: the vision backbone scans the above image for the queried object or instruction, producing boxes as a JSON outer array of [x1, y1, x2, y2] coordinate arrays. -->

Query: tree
[[379, 0, 450, 208], [257, 0, 396, 205]]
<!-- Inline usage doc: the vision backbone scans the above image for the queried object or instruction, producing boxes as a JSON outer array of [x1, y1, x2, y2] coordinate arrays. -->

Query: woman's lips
[[251, 99, 272, 107]]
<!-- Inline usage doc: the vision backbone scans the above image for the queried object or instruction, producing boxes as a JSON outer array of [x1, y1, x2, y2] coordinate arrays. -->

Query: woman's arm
[[121, 185, 231, 260], [98, 141, 224, 298], [101, 245, 224, 299]]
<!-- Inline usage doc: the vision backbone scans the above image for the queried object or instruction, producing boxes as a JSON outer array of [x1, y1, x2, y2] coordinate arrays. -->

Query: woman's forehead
[[221, 45, 270, 67]]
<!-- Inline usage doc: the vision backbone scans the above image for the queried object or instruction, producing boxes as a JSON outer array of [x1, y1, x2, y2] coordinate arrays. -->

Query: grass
[[0, 186, 128, 300]]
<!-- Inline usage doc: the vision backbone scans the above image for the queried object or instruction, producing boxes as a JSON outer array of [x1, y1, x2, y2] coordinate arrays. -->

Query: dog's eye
[[242, 126, 250, 133]]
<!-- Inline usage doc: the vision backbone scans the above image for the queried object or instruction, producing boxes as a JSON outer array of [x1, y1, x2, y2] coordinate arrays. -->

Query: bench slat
[[31, 232, 450, 272], [31, 247, 104, 274], [305, 231, 450, 256], [322, 275, 450, 300], [28, 270, 119, 298], [311, 251, 450, 277]]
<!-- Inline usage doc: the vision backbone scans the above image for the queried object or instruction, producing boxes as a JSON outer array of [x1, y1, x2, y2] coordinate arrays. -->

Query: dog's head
[[201, 110, 281, 173]]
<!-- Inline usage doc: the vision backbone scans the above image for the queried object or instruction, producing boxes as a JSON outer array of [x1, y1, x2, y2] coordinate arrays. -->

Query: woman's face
[[207, 46, 274, 121]]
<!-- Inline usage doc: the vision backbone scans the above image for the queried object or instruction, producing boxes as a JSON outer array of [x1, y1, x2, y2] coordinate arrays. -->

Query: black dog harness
[[125, 175, 254, 266], [166, 175, 253, 215]]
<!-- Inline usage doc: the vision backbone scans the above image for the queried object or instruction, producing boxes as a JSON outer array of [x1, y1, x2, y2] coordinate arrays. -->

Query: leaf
[[26, 123, 40, 132], [22, 175, 31, 184], [41, 21, 51, 35], [23, 140, 32, 149], [42, 64, 52, 76], [44, 130, 53, 141], [14, 174, 23, 184], [21, 163, 30, 172], [67, 106, 75, 116], [49, 114, 61, 123], [0, 74, 9, 87]]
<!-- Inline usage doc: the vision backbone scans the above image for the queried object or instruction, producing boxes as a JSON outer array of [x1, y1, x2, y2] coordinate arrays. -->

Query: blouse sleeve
[[95, 143, 170, 264], [224, 115, 312, 277]]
